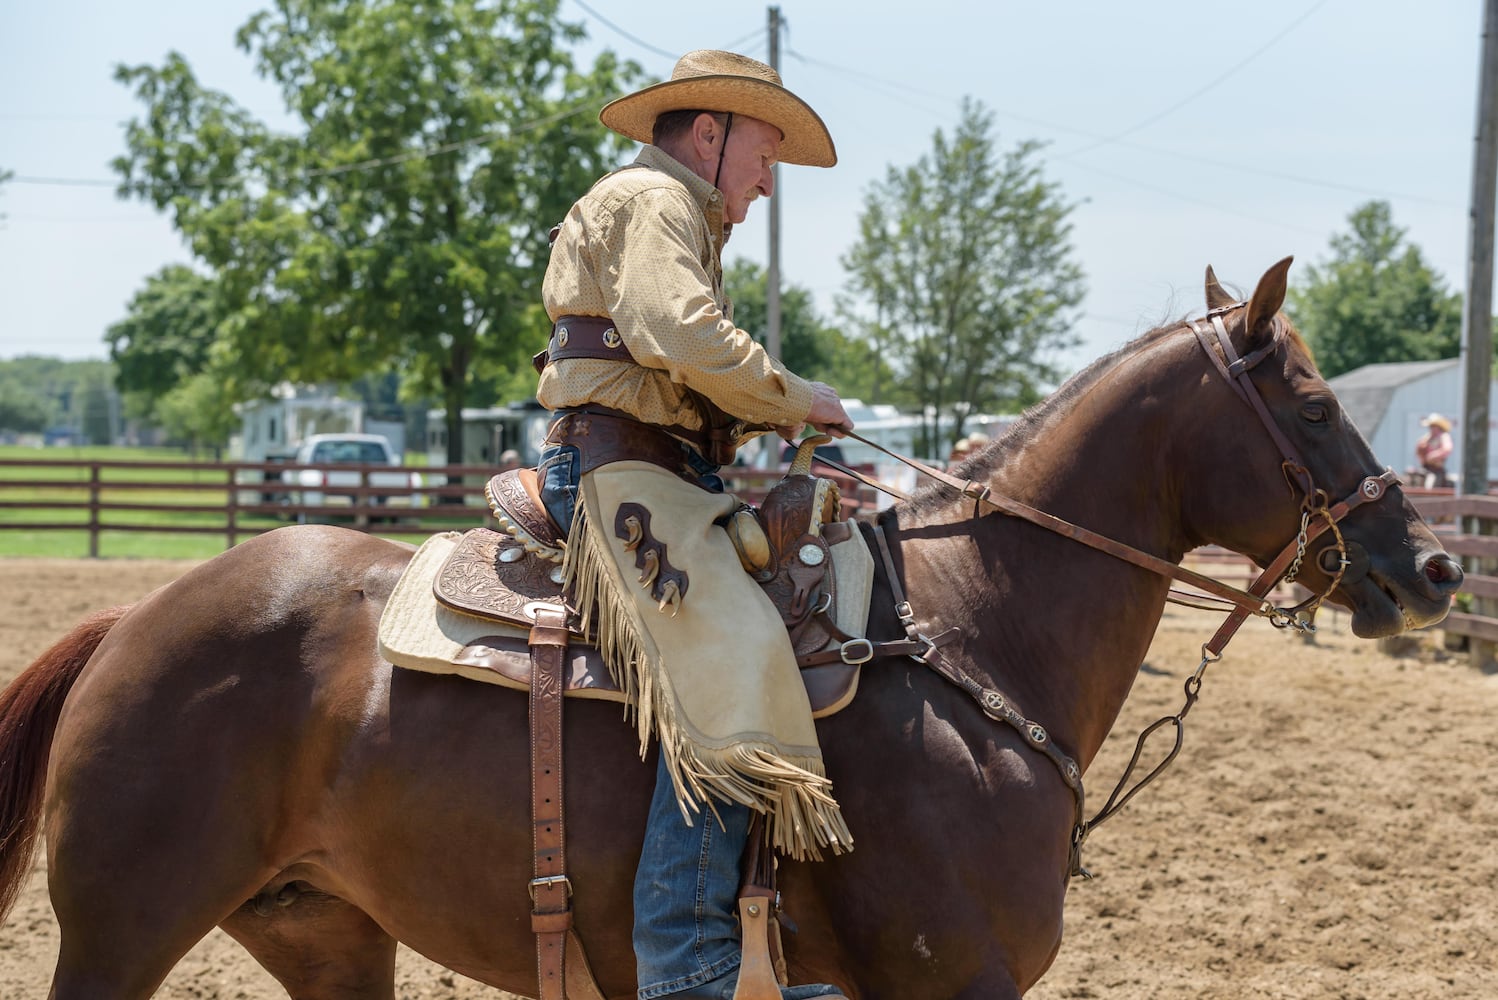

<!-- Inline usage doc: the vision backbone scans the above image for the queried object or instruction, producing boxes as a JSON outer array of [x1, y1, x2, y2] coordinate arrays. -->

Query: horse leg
[[46, 850, 274, 1000], [219, 878, 397, 1000], [46, 756, 284, 998]]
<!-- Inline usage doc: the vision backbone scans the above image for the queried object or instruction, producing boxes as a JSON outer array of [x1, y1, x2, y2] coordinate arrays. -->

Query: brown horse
[[0, 259, 1461, 999]]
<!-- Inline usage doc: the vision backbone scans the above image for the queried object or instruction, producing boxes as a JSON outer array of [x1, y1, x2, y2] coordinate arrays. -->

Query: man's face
[[716, 116, 781, 224]]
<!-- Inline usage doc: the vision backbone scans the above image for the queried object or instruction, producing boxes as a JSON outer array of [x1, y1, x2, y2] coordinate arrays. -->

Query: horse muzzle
[[1326, 542, 1462, 637]]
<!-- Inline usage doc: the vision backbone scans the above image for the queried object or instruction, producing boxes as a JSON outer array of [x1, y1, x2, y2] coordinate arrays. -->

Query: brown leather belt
[[532, 315, 638, 374], [545, 409, 693, 478], [533, 314, 754, 467]]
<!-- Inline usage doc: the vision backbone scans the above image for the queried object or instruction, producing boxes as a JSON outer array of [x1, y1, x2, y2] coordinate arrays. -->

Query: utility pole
[[1462, 0, 1498, 497], [766, 5, 783, 360]]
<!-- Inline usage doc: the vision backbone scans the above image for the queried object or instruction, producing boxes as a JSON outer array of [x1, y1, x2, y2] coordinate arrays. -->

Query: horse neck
[[886, 340, 1199, 770]]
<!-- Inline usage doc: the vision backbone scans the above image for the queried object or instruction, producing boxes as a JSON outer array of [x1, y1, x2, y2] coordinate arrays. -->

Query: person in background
[[1415, 413, 1454, 488]]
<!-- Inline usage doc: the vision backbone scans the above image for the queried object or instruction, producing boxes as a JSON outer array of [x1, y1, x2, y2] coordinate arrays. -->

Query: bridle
[[813, 301, 1400, 878]]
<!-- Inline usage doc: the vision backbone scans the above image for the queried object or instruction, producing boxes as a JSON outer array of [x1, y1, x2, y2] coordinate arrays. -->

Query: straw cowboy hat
[[1421, 413, 1453, 431], [600, 49, 837, 167]]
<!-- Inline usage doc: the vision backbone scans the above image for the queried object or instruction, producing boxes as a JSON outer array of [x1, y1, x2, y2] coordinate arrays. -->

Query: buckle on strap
[[838, 638, 874, 665], [529, 875, 573, 902]]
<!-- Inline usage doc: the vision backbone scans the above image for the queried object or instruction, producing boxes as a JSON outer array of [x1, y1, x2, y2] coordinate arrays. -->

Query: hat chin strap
[[712, 112, 735, 189]]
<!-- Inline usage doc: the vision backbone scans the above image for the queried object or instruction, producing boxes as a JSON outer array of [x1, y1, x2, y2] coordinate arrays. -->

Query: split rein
[[811, 304, 1399, 878]]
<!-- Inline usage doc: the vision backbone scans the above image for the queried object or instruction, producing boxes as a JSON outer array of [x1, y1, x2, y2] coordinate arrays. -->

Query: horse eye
[[1302, 403, 1329, 424]]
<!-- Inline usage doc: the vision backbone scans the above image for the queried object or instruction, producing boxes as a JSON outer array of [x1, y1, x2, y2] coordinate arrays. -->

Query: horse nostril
[[1422, 553, 1464, 595]]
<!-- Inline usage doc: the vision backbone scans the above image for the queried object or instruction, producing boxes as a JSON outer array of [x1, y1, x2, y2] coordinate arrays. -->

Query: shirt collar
[[636, 145, 727, 246]]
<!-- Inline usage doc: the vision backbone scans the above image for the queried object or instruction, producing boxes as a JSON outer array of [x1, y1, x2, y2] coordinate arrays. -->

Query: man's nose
[[760, 168, 775, 199]]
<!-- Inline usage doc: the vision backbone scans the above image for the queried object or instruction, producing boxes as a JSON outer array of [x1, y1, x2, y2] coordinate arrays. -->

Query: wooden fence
[[0, 455, 873, 557], [5, 458, 1496, 661], [1405, 491, 1498, 663]]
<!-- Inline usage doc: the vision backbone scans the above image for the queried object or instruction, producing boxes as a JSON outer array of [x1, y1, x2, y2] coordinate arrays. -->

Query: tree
[[153, 372, 240, 456], [112, 0, 640, 463], [723, 259, 899, 406], [1287, 201, 1462, 378], [0, 382, 50, 433], [840, 100, 1084, 450], [106, 264, 223, 405], [0, 357, 115, 434]]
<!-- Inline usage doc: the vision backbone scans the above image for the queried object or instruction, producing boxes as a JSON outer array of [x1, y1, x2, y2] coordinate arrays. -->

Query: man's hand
[[805, 382, 853, 438]]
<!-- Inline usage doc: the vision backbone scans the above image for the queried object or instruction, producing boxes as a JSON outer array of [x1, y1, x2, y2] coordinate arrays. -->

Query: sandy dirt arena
[[0, 557, 1495, 998]]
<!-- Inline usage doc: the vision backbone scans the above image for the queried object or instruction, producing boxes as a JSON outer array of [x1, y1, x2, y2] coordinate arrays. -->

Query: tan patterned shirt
[[536, 145, 815, 440]]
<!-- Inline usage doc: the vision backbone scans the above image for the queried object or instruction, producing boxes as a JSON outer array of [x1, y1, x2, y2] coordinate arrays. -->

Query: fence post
[[354, 468, 370, 530], [1472, 509, 1496, 670], [226, 467, 239, 549], [88, 463, 101, 559]]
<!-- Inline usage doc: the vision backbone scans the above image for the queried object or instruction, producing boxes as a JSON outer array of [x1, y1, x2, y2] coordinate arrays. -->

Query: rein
[[815, 303, 1399, 878]]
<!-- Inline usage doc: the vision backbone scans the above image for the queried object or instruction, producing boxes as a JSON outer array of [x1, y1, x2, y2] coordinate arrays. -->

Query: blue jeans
[[536, 431, 747, 997], [634, 754, 753, 998]]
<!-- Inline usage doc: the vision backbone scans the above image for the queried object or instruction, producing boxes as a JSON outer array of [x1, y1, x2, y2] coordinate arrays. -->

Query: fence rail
[[0, 456, 873, 557], [5, 459, 1496, 661]]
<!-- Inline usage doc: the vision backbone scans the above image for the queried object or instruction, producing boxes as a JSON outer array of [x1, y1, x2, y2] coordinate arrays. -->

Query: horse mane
[[895, 319, 1187, 517], [893, 307, 1316, 519]]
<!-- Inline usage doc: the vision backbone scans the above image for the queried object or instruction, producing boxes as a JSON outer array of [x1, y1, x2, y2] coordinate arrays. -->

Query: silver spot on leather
[[799, 543, 825, 566], [556, 326, 569, 348], [499, 547, 526, 563], [602, 326, 621, 348]]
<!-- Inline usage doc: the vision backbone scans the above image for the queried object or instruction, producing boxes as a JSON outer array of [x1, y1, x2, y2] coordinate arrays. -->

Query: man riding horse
[[532, 49, 855, 1000]]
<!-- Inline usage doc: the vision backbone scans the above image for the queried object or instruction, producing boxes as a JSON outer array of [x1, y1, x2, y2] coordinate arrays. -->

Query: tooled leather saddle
[[432, 439, 873, 716]]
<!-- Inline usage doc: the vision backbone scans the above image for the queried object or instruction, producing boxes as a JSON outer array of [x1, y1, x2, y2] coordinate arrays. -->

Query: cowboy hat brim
[[601, 74, 837, 168]]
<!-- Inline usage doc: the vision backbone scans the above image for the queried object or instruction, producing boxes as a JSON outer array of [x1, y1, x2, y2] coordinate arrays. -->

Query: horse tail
[[0, 604, 130, 925]]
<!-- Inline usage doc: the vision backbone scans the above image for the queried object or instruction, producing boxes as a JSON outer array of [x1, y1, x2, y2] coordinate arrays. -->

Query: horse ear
[[1204, 265, 1236, 311], [1242, 256, 1294, 349]]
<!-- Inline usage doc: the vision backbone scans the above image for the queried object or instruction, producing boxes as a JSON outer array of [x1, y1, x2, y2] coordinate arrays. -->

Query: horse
[[0, 258, 1462, 999]]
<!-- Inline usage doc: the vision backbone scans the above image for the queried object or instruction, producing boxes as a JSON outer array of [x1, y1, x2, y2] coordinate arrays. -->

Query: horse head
[[1178, 257, 1461, 637]]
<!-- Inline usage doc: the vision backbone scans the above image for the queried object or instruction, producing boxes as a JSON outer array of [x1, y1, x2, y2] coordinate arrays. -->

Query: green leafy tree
[[106, 264, 223, 423], [112, 0, 640, 462], [153, 371, 240, 456], [1287, 201, 1461, 377], [841, 100, 1084, 451], [0, 381, 51, 433], [723, 259, 899, 406], [0, 358, 115, 433]]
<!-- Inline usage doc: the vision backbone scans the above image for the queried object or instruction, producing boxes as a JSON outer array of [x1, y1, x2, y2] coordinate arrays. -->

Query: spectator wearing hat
[[1416, 413, 1454, 488]]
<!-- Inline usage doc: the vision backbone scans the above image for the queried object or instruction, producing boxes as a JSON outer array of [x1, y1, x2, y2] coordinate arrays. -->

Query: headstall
[[813, 301, 1400, 877]]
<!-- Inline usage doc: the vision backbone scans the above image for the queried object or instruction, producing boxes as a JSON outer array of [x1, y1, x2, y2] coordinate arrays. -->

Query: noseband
[[826, 302, 1400, 878]]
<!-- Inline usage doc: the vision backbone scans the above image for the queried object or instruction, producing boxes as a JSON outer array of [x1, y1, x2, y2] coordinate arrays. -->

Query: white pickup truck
[[288, 433, 422, 512]]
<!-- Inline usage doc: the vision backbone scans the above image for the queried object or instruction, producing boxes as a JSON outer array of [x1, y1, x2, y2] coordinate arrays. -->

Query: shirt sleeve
[[595, 186, 815, 427]]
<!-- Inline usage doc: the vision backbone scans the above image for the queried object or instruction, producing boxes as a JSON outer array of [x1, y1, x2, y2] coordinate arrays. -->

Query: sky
[[0, 0, 1486, 383]]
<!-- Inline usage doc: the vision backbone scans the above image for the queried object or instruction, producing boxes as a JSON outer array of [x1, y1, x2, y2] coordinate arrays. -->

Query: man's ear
[[690, 112, 721, 157]]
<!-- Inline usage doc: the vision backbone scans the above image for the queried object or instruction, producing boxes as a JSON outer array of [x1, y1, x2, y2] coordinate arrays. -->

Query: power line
[[1063, 159, 1329, 239], [1054, 0, 1331, 158], [568, 0, 678, 60], [788, 33, 1455, 212], [8, 101, 597, 192]]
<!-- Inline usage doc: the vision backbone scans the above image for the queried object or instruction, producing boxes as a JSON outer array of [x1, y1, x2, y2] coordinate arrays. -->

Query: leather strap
[[545, 409, 694, 478], [528, 606, 571, 1000], [533, 314, 639, 375]]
